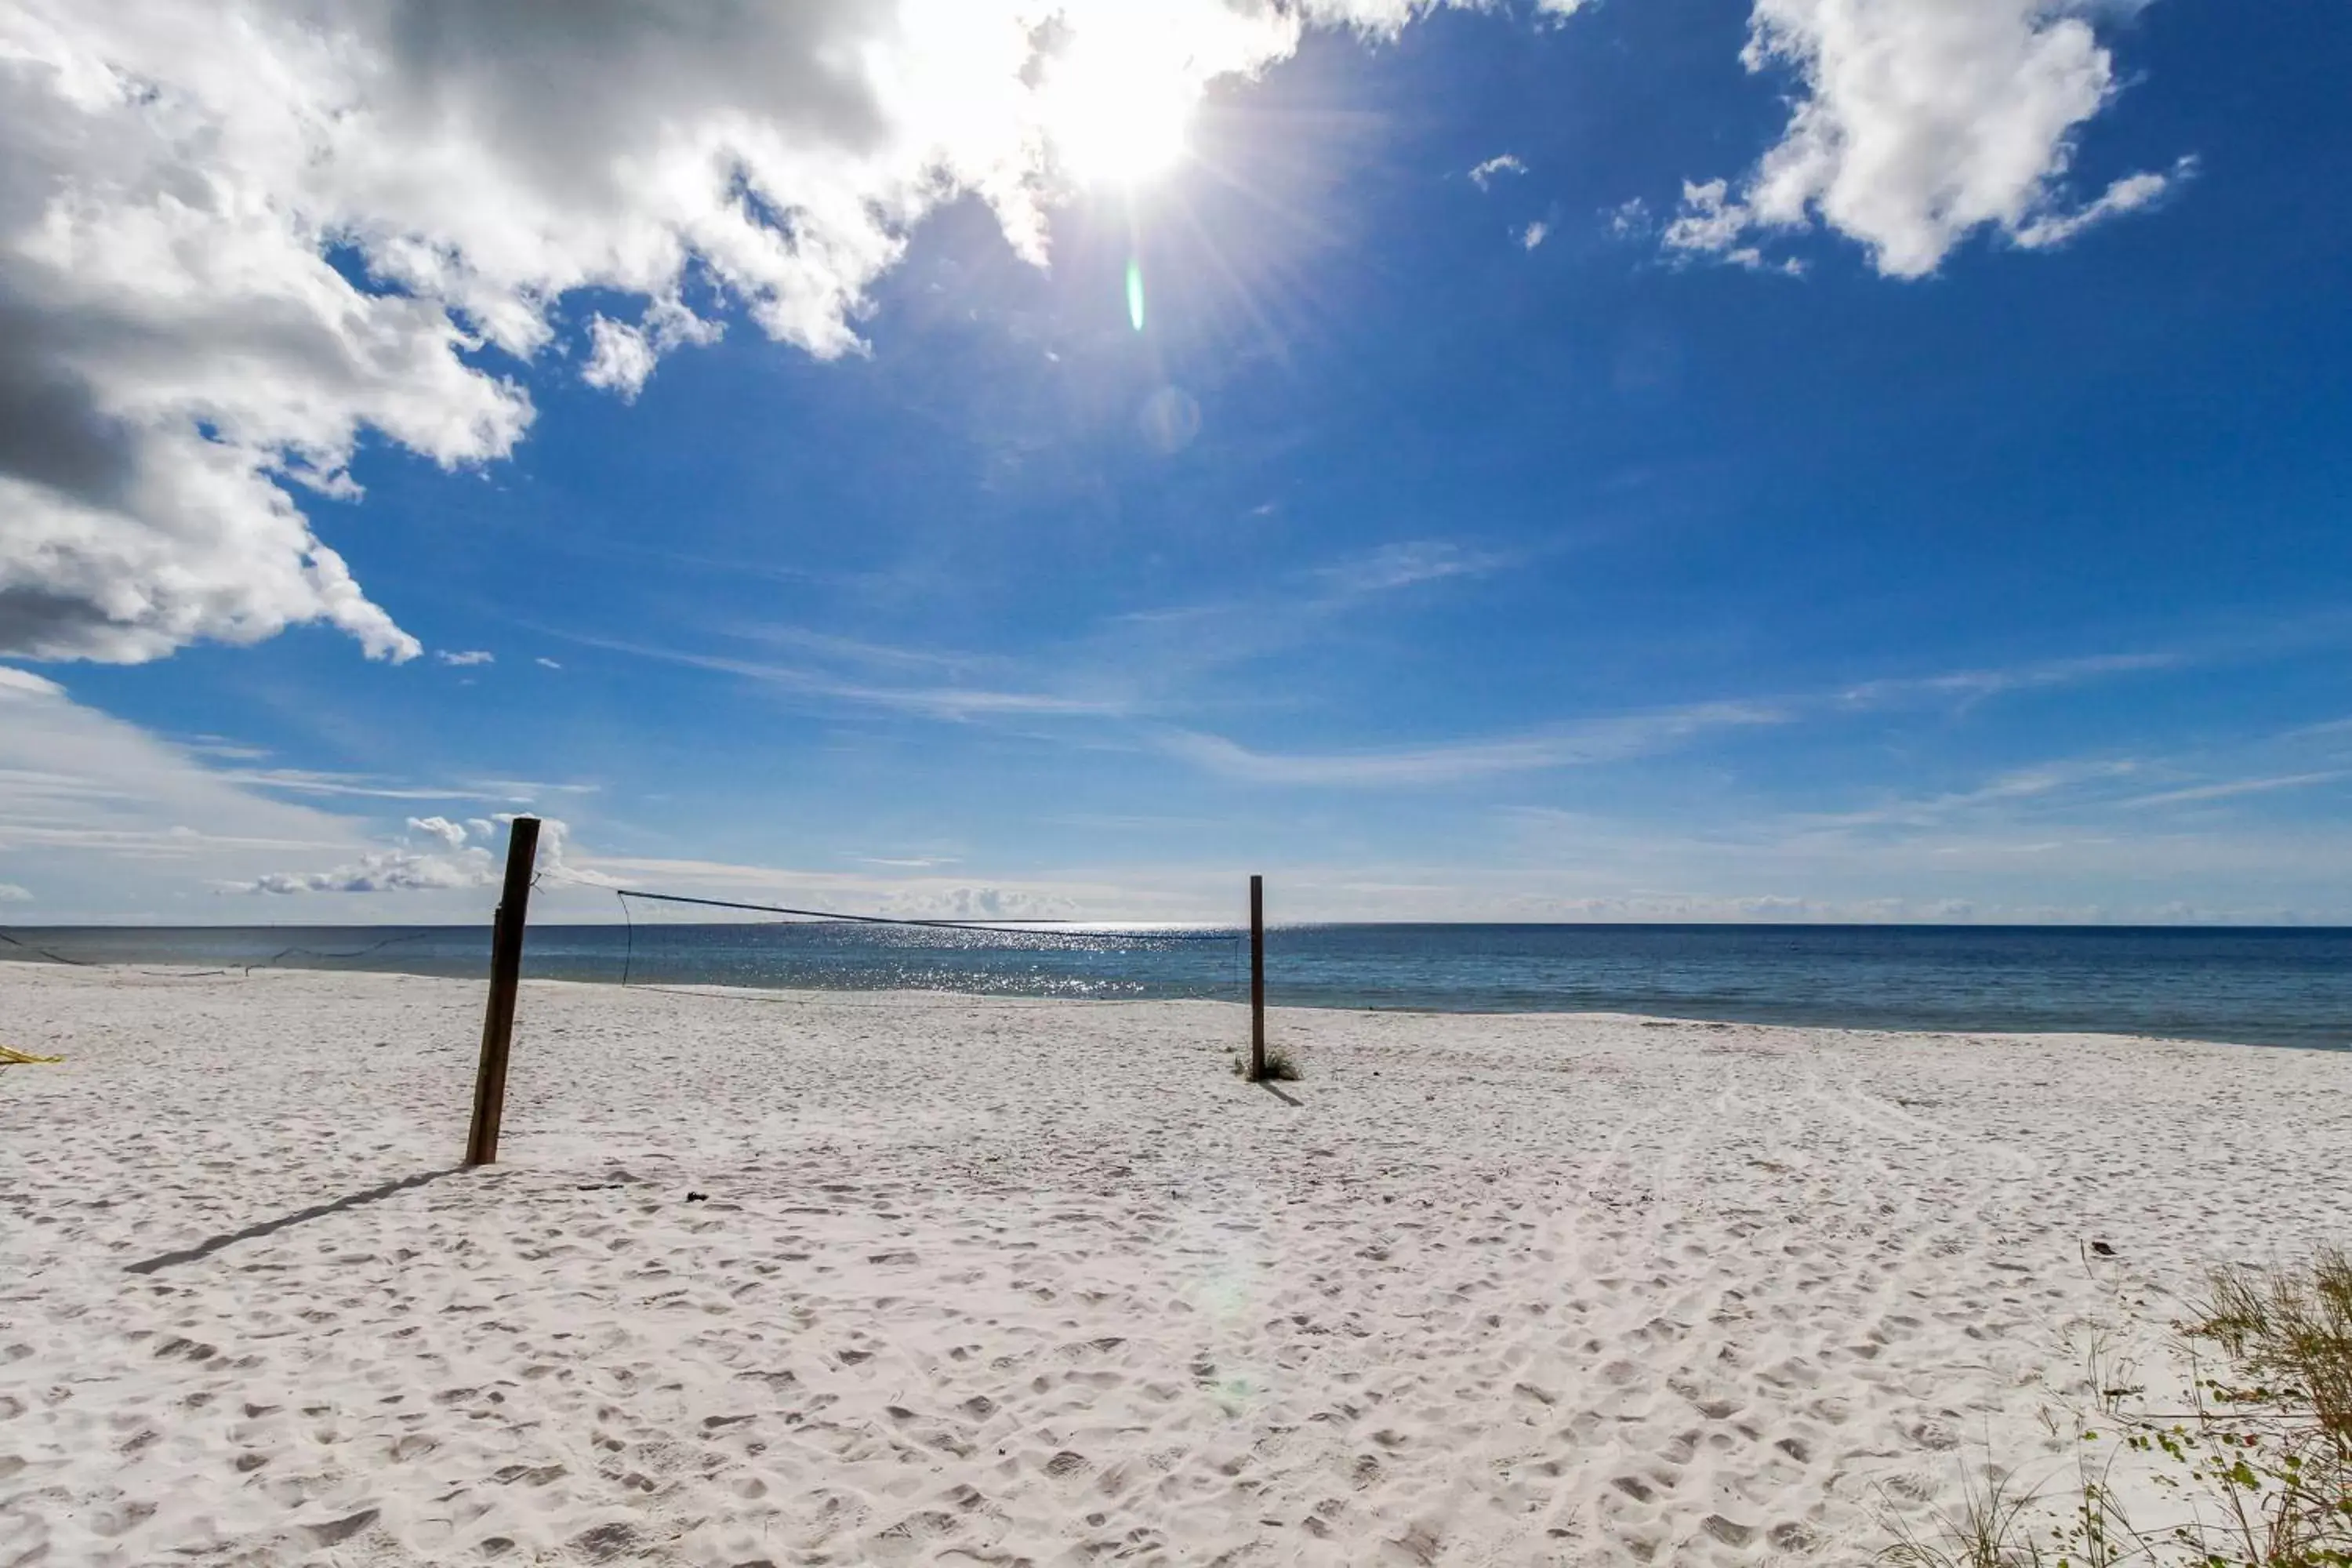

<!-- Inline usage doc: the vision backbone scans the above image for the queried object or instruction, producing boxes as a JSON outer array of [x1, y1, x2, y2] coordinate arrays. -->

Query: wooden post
[[1250, 873, 1266, 1083], [465, 816, 540, 1168]]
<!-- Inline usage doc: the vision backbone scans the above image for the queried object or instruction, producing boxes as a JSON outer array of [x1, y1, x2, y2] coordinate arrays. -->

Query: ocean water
[[5, 922, 2347, 1051]]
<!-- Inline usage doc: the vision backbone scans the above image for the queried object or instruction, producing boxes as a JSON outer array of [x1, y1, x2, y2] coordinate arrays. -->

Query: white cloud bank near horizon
[[0, 0, 2177, 672], [230, 812, 604, 897], [5, 659, 2352, 926], [0, 664, 617, 918], [1666, 0, 2184, 276], [0, 662, 368, 916]]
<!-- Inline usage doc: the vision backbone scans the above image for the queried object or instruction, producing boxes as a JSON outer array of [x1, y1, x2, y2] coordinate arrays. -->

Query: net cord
[[0, 928, 90, 967], [610, 887, 1238, 940], [1, 924, 436, 978]]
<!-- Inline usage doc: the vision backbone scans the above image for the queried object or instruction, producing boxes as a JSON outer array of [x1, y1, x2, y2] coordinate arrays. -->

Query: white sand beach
[[2, 963, 2348, 1566]]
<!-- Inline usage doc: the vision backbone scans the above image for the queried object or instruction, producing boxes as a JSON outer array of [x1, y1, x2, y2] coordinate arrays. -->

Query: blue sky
[[3, 0, 2350, 923]]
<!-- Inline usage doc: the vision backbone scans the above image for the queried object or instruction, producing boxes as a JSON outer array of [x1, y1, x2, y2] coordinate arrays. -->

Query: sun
[[1033, 21, 1203, 187]]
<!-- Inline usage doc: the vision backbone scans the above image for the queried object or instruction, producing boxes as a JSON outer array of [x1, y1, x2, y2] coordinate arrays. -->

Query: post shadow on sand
[[1257, 1079, 1302, 1108], [123, 1167, 459, 1276]]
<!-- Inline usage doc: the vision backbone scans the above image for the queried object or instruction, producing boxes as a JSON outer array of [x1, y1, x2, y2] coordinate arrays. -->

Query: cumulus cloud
[[241, 845, 495, 895], [1606, 198, 1652, 240], [1520, 220, 1549, 250], [237, 811, 606, 895], [405, 814, 469, 850], [434, 650, 495, 667], [1666, 0, 2184, 278], [1665, 180, 1750, 254], [497, 813, 615, 888], [880, 885, 1080, 921], [580, 298, 727, 401], [2013, 158, 2194, 249], [0, 0, 1497, 670]]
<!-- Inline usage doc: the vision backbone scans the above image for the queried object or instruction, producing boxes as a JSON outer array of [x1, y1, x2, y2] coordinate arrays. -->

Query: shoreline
[[5, 964, 2350, 1564], [3, 954, 2343, 1054]]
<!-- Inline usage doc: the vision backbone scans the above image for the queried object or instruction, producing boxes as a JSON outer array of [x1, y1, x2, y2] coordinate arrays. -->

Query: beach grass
[[1879, 1463, 2053, 1568], [1880, 1250, 2352, 1568], [1231, 1041, 1301, 1080]]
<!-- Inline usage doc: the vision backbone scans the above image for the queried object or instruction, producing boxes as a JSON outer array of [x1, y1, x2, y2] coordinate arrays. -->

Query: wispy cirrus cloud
[[172, 735, 274, 763], [1076, 538, 1518, 704], [1167, 644, 2194, 793], [1698, 715, 2352, 866], [1308, 539, 1511, 597], [571, 636, 1130, 722], [0, 668, 632, 916], [1795, 760, 2147, 833], [217, 769, 590, 804], [1458, 697, 2352, 918], [1468, 153, 1527, 189], [1490, 790, 2352, 924], [0, 665, 372, 914], [1837, 651, 2178, 709], [1163, 701, 1788, 786], [466, 779, 602, 800], [561, 537, 1512, 728], [2121, 771, 2350, 810], [738, 626, 995, 674], [216, 769, 498, 803], [564, 621, 2209, 799]]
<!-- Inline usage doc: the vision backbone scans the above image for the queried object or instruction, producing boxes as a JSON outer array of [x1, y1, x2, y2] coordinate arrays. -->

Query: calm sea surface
[[5, 923, 2347, 1051]]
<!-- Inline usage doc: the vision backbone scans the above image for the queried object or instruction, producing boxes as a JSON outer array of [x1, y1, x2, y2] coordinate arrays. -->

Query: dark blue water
[[6, 923, 2347, 1051]]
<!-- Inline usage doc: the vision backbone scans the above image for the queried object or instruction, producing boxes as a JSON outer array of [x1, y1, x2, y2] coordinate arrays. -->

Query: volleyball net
[[0, 885, 1258, 1004], [4, 825, 1288, 1171], [0, 830, 1270, 1022], [0, 924, 449, 979], [598, 884, 1251, 1004]]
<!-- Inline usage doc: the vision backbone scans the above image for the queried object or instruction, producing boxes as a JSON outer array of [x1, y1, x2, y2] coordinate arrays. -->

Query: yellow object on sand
[[0, 1044, 62, 1064]]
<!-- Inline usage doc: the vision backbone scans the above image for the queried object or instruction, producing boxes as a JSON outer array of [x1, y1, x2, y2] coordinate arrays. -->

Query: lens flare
[[1127, 260, 1146, 332]]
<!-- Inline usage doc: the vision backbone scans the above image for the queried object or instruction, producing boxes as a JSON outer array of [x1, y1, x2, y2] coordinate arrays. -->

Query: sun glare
[[1036, 23, 1202, 187]]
